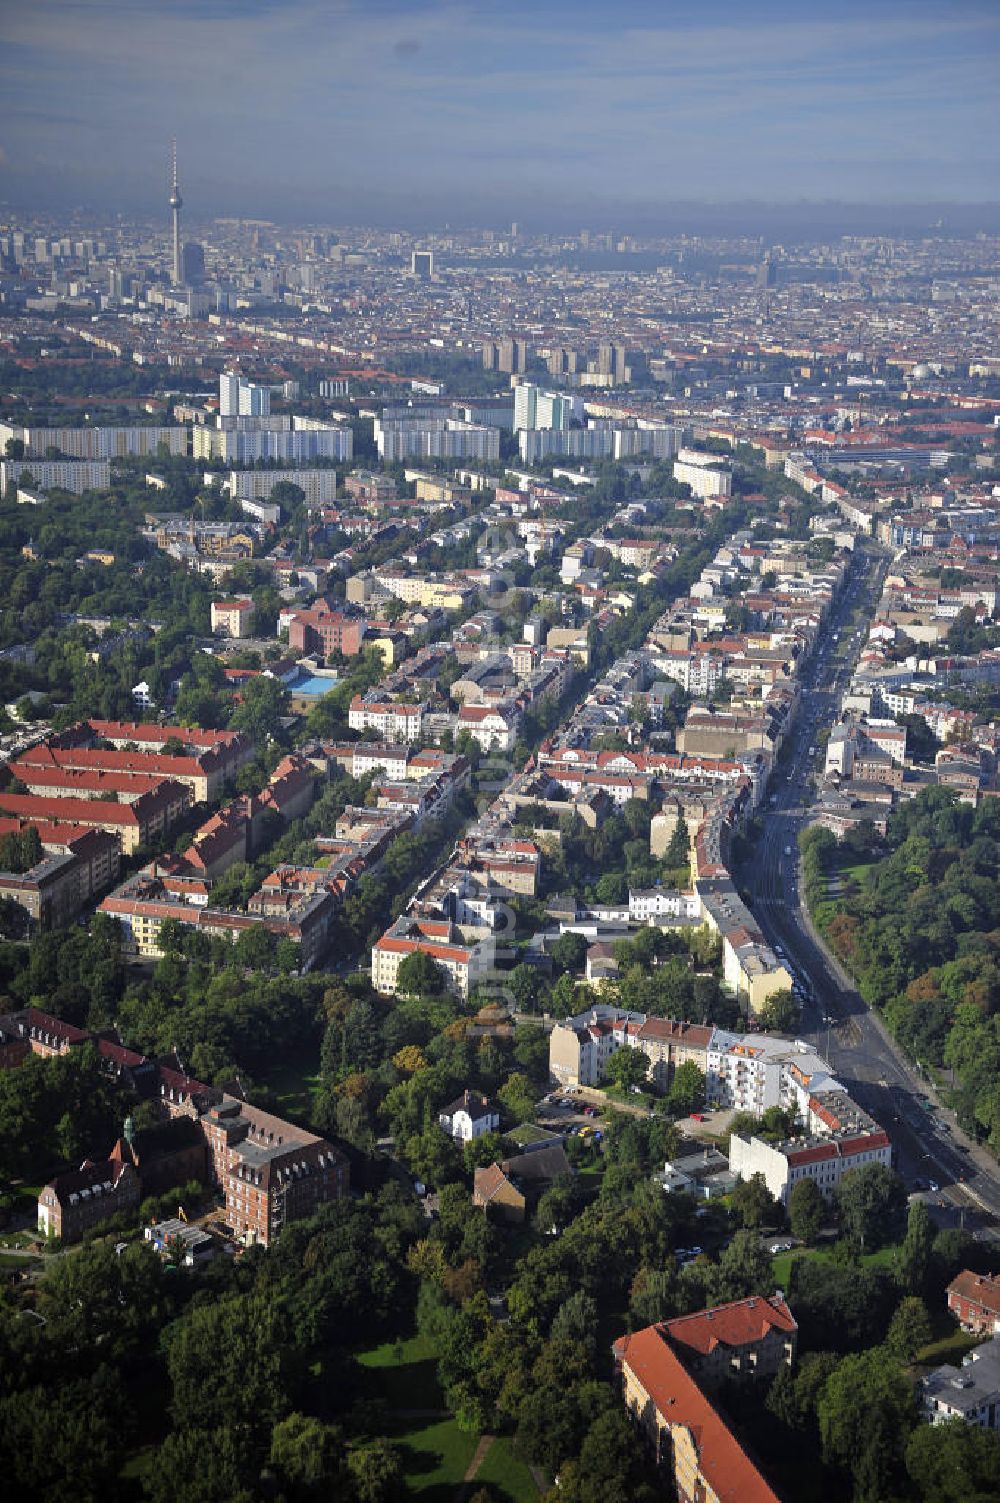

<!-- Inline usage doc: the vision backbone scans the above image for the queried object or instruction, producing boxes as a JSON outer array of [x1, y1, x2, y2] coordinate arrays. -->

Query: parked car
[[769, 1240, 793, 1254]]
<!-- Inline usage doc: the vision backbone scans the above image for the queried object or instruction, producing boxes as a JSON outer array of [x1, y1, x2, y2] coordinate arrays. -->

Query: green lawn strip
[[257, 1050, 322, 1121], [356, 1333, 444, 1411], [913, 1328, 984, 1369], [390, 1415, 478, 1498], [0, 1228, 39, 1249], [771, 1242, 901, 1288], [471, 1435, 540, 1502], [0, 1250, 41, 1270]]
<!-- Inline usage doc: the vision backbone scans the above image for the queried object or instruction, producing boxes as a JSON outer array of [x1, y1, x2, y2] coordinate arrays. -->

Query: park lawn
[[0, 1228, 39, 1250], [771, 1242, 901, 1288], [473, 1436, 540, 1502], [258, 1049, 322, 1123], [391, 1415, 478, 1500], [0, 1250, 41, 1273], [357, 1332, 443, 1411], [914, 1327, 984, 1370]]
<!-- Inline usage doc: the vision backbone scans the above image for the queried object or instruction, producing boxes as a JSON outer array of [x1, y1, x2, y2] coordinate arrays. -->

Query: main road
[[736, 545, 1000, 1236]]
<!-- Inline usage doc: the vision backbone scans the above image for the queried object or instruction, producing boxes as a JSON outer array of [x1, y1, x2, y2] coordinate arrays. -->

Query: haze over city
[[1, 0, 999, 228], [3, 5, 1000, 1503]]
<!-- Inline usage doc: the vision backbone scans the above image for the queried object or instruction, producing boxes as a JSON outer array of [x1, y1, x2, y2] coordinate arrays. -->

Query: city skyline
[[1, 0, 998, 227]]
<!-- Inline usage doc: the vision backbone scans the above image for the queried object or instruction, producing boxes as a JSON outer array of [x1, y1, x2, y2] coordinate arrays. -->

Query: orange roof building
[[613, 1317, 785, 1503]]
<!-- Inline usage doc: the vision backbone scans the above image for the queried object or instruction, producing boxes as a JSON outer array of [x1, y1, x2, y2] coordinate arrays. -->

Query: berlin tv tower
[[169, 139, 183, 286]]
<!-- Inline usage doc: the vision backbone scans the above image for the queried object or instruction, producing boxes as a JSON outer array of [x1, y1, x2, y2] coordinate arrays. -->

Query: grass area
[[0, 1249, 41, 1272], [119, 1446, 154, 1484], [0, 1229, 39, 1250], [391, 1416, 478, 1501], [601, 1085, 655, 1111], [258, 1048, 322, 1123], [357, 1332, 443, 1411], [473, 1436, 540, 1502], [914, 1328, 984, 1369], [772, 1242, 901, 1288], [841, 860, 877, 889]]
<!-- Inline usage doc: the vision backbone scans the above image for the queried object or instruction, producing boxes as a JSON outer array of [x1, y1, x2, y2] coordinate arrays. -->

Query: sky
[[0, 0, 998, 229]]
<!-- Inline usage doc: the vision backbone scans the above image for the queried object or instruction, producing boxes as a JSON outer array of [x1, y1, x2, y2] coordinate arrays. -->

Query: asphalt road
[[738, 547, 1000, 1239]]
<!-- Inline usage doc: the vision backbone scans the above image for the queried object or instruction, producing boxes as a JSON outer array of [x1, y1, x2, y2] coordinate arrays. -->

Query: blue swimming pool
[[286, 673, 339, 697]]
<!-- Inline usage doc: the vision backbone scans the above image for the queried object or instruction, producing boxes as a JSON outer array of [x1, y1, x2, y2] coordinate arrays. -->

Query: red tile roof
[[948, 1270, 1000, 1318], [663, 1295, 796, 1358], [614, 1325, 782, 1503]]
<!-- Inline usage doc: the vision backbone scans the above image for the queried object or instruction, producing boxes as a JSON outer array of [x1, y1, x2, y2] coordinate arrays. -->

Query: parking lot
[[537, 1090, 605, 1136]]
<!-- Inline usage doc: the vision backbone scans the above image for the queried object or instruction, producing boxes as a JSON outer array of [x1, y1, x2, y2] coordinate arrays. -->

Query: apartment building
[[729, 1125, 893, 1204], [372, 915, 494, 999], [0, 421, 188, 461], [0, 782, 188, 855], [660, 1295, 798, 1389], [221, 468, 340, 505], [673, 449, 733, 499], [613, 1319, 782, 1503], [0, 817, 119, 907], [348, 696, 425, 743], [15, 741, 238, 805], [210, 598, 255, 638], [0, 458, 112, 494], [456, 703, 520, 753]]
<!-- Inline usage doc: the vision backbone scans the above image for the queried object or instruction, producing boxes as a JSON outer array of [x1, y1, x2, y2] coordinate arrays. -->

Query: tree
[[346, 1440, 405, 1503], [758, 988, 800, 1034], [604, 1046, 650, 1093], [886, 1295, 932, 1361], [834, 1163, 908, 1252], [558, 1408, 656, 1503], [146, 1427, 255, 1503], [551, 931, 588, 976], [817, 1348, 917, 1500], [509, 962, 543, 1013], [163, 1293, 289, 1436], [667, 1060, 706, 1116], [395, 950, 446, 997], [905, 1416, 1000, 1503], [594, 872, 627, 906], [233, 924, 275, 970], [550, 1290, 599, 1349], [229, 674, 289, 742], [718, 1228, 775, 1300], [897, 1197, 934, 1296], [789, 1259, 897, 1353], [629, 1265, 678, 1328], [498, 1071, 538, 1124], [270, 1412, 346, 1496], [788, 1177, 825, 1244], [730, 1172, 780, 1231]]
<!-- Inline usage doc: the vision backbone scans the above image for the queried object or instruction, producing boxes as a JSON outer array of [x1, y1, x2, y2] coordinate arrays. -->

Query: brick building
[[287, 605, 366, 658], [37, 1158, 141, 1243], [199, 1097, 348, 1246], [948, 1270, 1000, 1336]]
